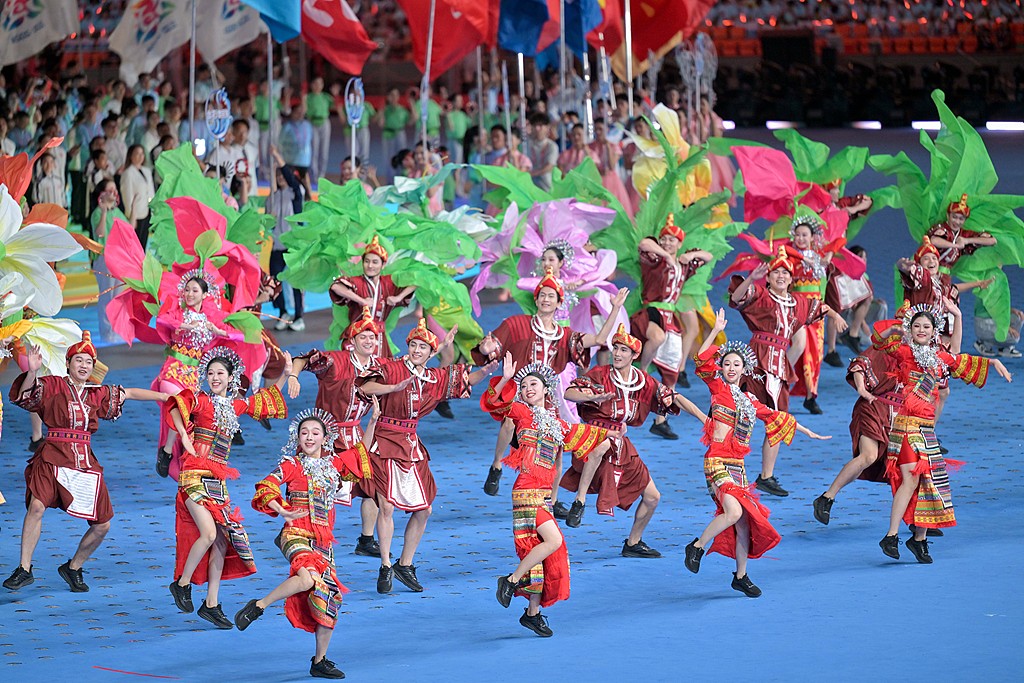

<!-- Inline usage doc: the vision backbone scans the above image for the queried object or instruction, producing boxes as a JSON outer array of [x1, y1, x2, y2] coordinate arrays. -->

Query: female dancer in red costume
[[877, 304, 1010, 564], [235, 406, 378, 680], [484, 354, 612, 637], [684, 310, 830, 597], [167, 346, 290, 628]]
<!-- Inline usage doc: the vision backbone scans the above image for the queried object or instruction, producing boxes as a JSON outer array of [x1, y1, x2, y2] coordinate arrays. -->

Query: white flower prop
[[0, 185, 82, 316]]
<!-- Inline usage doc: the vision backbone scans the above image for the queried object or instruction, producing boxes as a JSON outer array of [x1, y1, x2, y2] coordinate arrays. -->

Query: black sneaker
[[879, 534, 900, 559], [905, 537, 934, 564], [803, 397, 823, 415], [565, 500, 585, 528], [731, 572, 762, 598], [197, 602, 234, 629], [258, 418, 273, 431], [310, 656, 345, 679], [483, 466, 502, 496], [676, 372, 690, 389], [435, 400, 455, 419], [274, 531, 284, 550], [496, 575, 516, 608], [938, 443, 949, 455], [909, 524, 944, 538], [354, 535, 381, 557], [234, 599, 264, 631], [393, 562, 424, 592], [156, 447, 172, 478], [376, 565, 393, 594], [57, 560, 89, 592], [169, 580, 194, 613], [823, 350, 843, 368], [621, 539, 662, 558], [813, 494, 834, 525], [3, 565, 34, 591], [232, 430, 245, 446], [28, 437, 44, 452], [649, 420, 678, 440], [755, 475, 789, 497], [519, 609, 553, 637], [552, 501, 569, 520], [840, 332, 863, 354], [684, 539, 704, 574]]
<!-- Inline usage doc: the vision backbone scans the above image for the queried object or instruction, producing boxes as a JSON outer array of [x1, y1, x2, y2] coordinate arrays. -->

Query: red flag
[[587, 0, 624, 53], [301, 0, 377, 75], [484, 0, 500, 49], [397, 0, 490, 75], [611, 0, 714, 79]]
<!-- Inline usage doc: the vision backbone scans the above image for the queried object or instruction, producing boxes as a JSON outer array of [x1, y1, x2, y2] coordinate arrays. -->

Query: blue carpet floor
[[1, 127, 1022, 681]]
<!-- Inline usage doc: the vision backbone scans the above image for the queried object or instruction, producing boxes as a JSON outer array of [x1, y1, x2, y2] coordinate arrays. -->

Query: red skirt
[[25, 453, 113, 525], [370, 450, 436, 512], [848, 396, 893, 483], [279, 528, 348, 633], [175, 472, 257, 584], [512, 486, 569, 608], [703, 455, 780, 560]]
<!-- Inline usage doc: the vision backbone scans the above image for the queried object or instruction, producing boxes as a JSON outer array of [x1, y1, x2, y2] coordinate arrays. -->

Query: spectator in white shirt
[[0, 117, 15, 156], [101, 115, 127, 173], [205, 127, 243, 182], [32, 153, 66, 208], [524, 113, 559, 192], [230, 119, 259, 179], [120, 144, 156, 248]]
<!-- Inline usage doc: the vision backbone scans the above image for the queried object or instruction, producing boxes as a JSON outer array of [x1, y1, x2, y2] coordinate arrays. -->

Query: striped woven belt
[[751, 331, 790, 349], [589, 419, 625, 432], [378, 416, 417, 433], [47, 428, 91, 445]]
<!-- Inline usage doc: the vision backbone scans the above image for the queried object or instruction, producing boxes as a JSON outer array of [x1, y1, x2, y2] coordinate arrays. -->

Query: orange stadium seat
[[962, 35, 978, 53], [739, 40, 759, 57], [719, 40, 739, 57], [727, 26, 746, 40], [853, 23, 870, 38], [903, 22, 920, 36], [956, 21, 973, 35], [911, 36, 928, 53], [928, 36, 947, 53], [893, 37, 912, 54]]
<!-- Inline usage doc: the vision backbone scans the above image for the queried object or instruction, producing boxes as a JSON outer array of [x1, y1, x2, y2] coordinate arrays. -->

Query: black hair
[[850, 244, 866, 257], [910, 311, 937, 328], [126, 143, 145, 164], [207, 357, 235, 375], [529, 112, 550, 127], [543, 246, 565, 263], [186, 277, 210, 294]]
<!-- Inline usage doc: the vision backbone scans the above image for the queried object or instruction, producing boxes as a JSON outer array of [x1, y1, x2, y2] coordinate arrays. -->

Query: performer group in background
[[0, 86, 1020, 681]]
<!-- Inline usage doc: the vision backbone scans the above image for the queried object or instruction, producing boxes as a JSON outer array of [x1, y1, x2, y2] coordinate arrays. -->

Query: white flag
[[196, 0, 266, 62], [0, 0, 78, 68], [109, 0, 191, 86]]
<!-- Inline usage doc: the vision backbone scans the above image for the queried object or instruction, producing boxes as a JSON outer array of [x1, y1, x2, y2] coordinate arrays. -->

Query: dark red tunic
[[330, 274, 412, 358], [470, 314, 590, 371], [845, 346, 903, 482], [560, 365, 677, 514]]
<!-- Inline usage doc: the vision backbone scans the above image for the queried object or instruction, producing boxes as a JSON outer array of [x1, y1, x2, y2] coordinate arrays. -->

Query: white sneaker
[[289, 318, 306, 332], [973, 340, 996, 358], [274, 313, 293, 331], [998, 345, 1022, 358]]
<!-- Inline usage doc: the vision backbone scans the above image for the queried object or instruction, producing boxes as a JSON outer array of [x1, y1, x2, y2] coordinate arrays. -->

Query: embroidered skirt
[[175, 470, 256, 584], [511, 486, 569, 608], [887, 415, 957, 528], [280, 527, 348, 632], [702, 455, 781, 560]]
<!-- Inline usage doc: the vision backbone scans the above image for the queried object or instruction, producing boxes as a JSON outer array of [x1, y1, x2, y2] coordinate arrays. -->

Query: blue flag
[[565, 0, 602, 56], [498, 0, 550, 56], [242, 0, 301, 43]]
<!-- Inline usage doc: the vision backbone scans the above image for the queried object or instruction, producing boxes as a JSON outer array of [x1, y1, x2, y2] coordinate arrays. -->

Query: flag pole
[[421, 0, 438, 152], [188, 0, 197, 146], [267, 33, 275, 189], [475, 46, 485, 141], [517, 52, 527, 134], [625, 0, 634, 119], [582, 51, 593, 142], [558, 0, 567, 151], [501, 61, 512, 149]]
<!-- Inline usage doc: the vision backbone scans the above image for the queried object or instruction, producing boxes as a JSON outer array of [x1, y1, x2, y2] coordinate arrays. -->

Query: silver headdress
[[514, 362, 559, 392], [718, 340, 758, 376], [789, 213, 824, 238], [533, 238, 576, 274], [178, 267, 222, 308], [199, 346, 245, 395], [281, 408, 341, 457]]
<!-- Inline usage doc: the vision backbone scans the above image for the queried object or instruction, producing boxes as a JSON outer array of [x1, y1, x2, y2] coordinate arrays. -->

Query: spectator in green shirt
[[376, 88, 411, 176], [444, 94, 472, 164], [335, 81, 375, 168], [305, 77, 335, 181], [90, 179, 128, 343]]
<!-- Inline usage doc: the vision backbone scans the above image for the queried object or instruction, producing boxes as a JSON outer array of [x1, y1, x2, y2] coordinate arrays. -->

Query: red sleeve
[[650, 378, 680, 417], [752, 398, 797, 447], [166, 389, 199, 427], [943, 352, 989, 388], [333, 442, 373, 481], [433, 364, 472, 401], [355, 358, 401, 388], [471, 318, 513, 365], [300, 349, 335, 379], [96, 384, 126, 421], [728, 276, 768, 313], [252, 461, 291, 515], [235, 385, 288, 420], [383, 275, 414, 307], [9, 372, 45, 413], [329, 276, 357, 306], [694, 345, 726, 391], [479, 376, 517, 421]]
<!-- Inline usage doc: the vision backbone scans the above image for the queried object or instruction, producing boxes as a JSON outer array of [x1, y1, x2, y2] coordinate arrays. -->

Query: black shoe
[[274, 531, 284, 550], [258, 418, 273, 431], [879, 534, 900, 559], [232, 430, 245, 446], [57, 560, 89, 592], [565, 500, 585, 528], [938, 443, 949, 455], [908, 524, 943, 538], [823, 350, 843, 368], [354, 535, 381, 557], [519, 609, 553, 637], [755, 475, 789, 497], [197, 602, 234, 629], [813, 494, 834, 525], [496, 575, 516, 608], [435, 400, 454, 419], [840, 332, 863, 354], [684, 539, 704, 574], [28, 437, 44, 452], [676, 372, 690, 389], [3, 565, 34, 591], [731, 572, 762, 598], [376, 565, 393, 594], [622, 538, 662, 558], [649, 420, 678, 440], [552, 501, 569, 520], [803, 397, 823, 415], [310, 656, 346, 679], [156, 447, 172, 478], [393, 562, 424, 592], [234, 599, 264, 631], [905, 537, 934, 564], [169, 580, 194, 613], [483, 466, 502, 496]]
